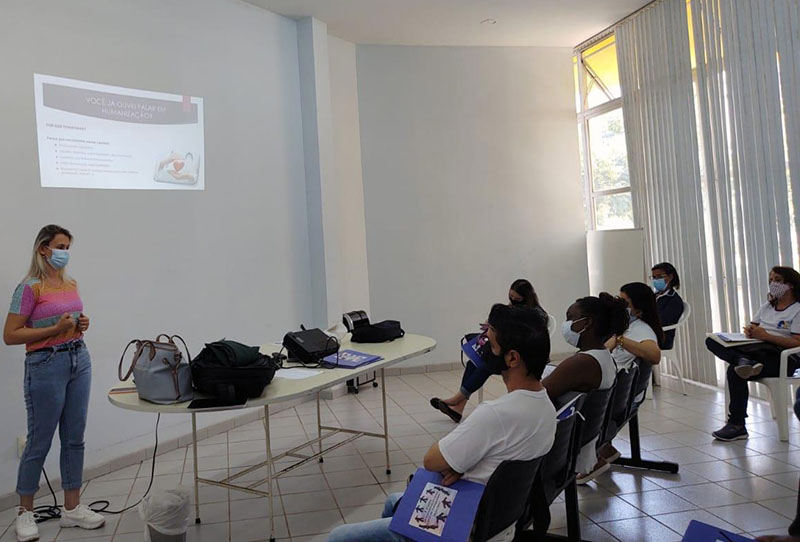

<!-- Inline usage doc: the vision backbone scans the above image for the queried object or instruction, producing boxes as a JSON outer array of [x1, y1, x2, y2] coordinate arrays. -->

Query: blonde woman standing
[[3, 225, 104, 541]]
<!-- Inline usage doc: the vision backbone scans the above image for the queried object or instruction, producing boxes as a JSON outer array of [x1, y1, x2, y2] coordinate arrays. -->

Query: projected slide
[[33, 74, 204, 190]]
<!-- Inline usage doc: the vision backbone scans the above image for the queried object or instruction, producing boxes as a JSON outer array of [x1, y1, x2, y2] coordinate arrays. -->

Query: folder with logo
[[323, 349, 382, 369], [461, 333, 489, 370], [682, 520, 754, 542], [389, 468, 485, 542]]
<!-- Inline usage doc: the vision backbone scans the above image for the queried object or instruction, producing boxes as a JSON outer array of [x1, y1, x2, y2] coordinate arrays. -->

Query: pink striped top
[[9, 278, 83, 351]]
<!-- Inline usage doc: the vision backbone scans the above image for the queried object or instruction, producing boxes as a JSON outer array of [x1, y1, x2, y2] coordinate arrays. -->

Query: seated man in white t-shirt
[[326, 304, 557, 542], [706, 266, 800, 441]]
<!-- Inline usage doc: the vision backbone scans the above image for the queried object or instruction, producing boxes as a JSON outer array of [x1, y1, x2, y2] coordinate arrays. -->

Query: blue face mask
[[48, 248, 69, 269], [652, 278, 667, 293]]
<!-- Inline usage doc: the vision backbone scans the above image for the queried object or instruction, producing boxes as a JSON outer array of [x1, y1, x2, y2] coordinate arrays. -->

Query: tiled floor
[[1, 369, 799, 541]]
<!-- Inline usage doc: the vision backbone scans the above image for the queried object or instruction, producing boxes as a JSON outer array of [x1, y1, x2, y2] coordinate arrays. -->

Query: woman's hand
[[748, 325, 770, 341], [77, 313, 90, 333], [55, 313, 76, 334]]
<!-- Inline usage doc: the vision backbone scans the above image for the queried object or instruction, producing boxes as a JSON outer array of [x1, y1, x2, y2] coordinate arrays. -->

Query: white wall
[[0, 0, 310, 492], [328, 36, 371, 314], [356, 46, 589, 365]]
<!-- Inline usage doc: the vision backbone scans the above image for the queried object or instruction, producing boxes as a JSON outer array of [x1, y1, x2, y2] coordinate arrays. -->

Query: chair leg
[[612, 415, 679, 474], [767, 381, 790, 442], [652, 361, 662, 387], [770, 391, 778, 420], [670, 355, 688, 396]]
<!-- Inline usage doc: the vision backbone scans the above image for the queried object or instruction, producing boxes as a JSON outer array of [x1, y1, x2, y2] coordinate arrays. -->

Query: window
[[574, 35, 634, 230]]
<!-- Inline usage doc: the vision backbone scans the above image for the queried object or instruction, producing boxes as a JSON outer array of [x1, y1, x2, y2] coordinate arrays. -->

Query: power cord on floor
[[32, 413, 161, 523]]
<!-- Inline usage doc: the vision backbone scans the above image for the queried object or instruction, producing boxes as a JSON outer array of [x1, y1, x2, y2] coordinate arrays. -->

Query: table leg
[[191, 413, 201, 524], [381, 368, 391, 475], [263, 405, 275, 542], [317, 392, 324, 463]]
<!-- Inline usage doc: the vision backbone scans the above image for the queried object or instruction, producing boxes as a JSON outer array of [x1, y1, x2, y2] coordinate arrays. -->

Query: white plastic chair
[[477, 313, 556, 403], [750, 346, 800, 442], [653, 302, 691, 396], [547, 313, 557, 339]]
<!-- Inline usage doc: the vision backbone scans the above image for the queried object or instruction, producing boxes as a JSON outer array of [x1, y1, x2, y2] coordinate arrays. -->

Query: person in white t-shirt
[[578, 282, 664, 483], [707, 266, 800, 441], [326, 304, 557, 542]]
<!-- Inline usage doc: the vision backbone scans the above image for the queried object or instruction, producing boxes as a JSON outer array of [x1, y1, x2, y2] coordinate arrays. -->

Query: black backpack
[[351, 320, 405, 343], [191, 340, 278, 401]]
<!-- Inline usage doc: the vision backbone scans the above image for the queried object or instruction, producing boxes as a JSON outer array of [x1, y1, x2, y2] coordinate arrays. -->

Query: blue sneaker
[[712, 423, 748, 441]]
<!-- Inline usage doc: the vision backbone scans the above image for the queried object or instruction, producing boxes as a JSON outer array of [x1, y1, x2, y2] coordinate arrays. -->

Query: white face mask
[[561, 317, 587, 348], [769, 281, 790, 300]]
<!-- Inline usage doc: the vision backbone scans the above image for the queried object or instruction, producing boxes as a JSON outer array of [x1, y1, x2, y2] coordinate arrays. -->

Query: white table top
[[108, 334, 437, 414]]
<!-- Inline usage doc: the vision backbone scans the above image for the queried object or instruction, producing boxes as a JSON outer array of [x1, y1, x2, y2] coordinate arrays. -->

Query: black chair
[[598, 365, 639, 447], [611, 359, 678, 474], [516, 393, 588, 542], [577, 386, 615, 452], [472, 457, 544, 542]]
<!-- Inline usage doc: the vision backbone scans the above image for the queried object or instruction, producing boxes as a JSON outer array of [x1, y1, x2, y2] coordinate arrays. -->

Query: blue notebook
[[389, 468, 485, 542], [682, 520, 754, 542], [323, 349, 382, 369]]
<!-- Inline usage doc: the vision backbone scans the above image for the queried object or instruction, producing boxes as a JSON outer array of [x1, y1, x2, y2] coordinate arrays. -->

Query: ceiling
[[243, 0, 652, 48]]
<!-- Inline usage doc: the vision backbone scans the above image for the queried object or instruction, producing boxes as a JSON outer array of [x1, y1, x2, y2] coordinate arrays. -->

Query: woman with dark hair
[[707, 266, 800, 441], [578, 283, 663, 483], [651, 262, 684, 349], [508, 278, 540, 307], [430, 279, 545, 422], [542, 293, 629, 474]]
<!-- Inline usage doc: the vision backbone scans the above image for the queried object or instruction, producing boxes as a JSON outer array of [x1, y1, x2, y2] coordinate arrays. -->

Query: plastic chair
[[547, 313, 557, 339], [744, 346, 800, 442], [471, 457, 544, 542], [653, 301, 691, 395]]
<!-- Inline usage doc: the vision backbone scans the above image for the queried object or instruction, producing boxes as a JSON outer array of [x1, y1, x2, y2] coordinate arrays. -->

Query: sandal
[[430, 398, 462, 423]]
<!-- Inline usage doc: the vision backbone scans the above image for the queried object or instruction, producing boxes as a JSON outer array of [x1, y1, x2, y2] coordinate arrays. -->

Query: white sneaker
[[15, 507, 39, 542], [59, 504, 105, 530]]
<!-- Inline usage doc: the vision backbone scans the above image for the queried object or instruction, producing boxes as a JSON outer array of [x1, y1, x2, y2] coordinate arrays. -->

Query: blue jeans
[[17, 341, 91, 495], [328, 493, 410, 542], [460, 360, 492, 399]]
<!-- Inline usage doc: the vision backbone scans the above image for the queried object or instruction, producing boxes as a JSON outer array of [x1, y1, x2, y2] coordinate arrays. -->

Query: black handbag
[[351, 320, 405, 343], [190, 340, 278, 401]]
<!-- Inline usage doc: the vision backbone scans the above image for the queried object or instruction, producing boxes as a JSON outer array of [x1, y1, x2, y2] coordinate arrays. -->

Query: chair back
[[535, 393, 586, 505], [662, 302, 691, 333], [578, 386, 615, 449], [631, 358, 652, 411], [600, 364, 639, 445], [547, 314, 557, 338], [472, 457, 544, 542]]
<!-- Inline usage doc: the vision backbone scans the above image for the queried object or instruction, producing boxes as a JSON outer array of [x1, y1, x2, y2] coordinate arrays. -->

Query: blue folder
[[461, 334, 489, 369], [682, 520, 754, 542], [322, 349, 382, 368], [389, 468, 485, 542]]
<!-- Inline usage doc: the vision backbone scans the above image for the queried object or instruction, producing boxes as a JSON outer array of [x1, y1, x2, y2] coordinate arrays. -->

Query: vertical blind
[[616, 0, 715, 385], [614, 0, 800, 386], [691, 0, 798, 331]]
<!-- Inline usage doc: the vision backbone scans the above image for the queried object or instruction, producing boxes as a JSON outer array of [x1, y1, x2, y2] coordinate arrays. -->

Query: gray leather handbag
[[118, 334, 194, 404]]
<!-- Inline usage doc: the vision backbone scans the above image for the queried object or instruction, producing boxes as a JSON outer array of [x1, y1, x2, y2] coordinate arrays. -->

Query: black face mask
[[478, 341, 508, 375], [509, 298, 526, 306]]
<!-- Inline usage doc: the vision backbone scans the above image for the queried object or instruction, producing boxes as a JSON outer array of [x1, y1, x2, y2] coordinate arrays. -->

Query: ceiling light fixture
[[480, 18, 497, 25]]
